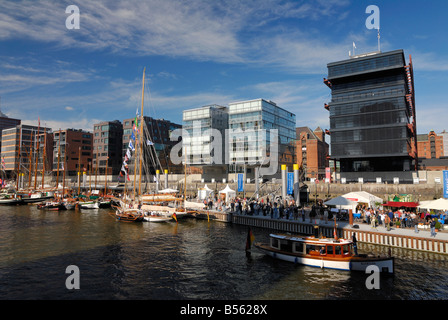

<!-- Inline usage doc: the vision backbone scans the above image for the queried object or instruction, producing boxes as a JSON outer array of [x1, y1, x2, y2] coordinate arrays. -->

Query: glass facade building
[[228, 99, 296, 172], [325, 50, 417, 176], [182, 99, 296, 178], [182, 105, 228, 165]]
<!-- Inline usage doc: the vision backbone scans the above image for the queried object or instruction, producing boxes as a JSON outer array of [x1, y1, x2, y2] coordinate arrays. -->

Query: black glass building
[[324, 50, 417, 182]]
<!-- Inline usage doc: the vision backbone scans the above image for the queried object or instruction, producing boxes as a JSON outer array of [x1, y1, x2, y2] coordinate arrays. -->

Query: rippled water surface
[[0, 205, 447, 300]]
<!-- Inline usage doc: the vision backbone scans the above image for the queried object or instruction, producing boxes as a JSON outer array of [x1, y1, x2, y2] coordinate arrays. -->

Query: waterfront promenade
[[192, 208, 448, 254]]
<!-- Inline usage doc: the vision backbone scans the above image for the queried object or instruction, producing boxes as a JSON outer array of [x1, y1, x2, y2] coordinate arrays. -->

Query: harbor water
[[0, 205, 447, 300]]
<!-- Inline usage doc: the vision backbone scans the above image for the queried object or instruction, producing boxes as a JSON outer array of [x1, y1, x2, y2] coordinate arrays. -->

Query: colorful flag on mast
[[245, 227, 255, 252], [133, 108, 139, 131]]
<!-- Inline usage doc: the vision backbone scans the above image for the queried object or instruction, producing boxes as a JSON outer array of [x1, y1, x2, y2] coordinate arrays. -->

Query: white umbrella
[[418, 200, 433, 210], [324, 196, 357, 207], [342, 191, 383, 206], [419, 198, 448, 211]]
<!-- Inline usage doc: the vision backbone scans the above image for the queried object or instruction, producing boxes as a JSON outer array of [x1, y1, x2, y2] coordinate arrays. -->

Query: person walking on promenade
[[430, 218, 437, 237], [273, 203, 279, 219], [384, 214, 391, 231], [371, 214, 377, 230]]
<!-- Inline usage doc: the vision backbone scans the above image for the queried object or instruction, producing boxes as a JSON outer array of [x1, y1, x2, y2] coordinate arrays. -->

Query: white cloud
[[21, 117, 101, 133], [0, 0, 352, 67]]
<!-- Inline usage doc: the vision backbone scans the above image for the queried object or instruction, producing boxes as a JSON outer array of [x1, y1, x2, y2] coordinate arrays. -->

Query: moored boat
[[63, 201, 76, 210], [143, 211, 173, 222], [20, 191, 54, 204], [37, 201, 66, 211], [79, 201, 99, 209], [99, 199, 111, 208], [112, 208, 144, 222], [254, 233, 394, 274], [0, 197, 24, 205]]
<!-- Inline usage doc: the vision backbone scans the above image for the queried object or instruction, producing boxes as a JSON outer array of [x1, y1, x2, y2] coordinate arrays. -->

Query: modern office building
[[122, 116, 182, 175], [0, 111, 21, 151], [324, 49, 417, 182], [52, 129, 93, 176], [93, 120, 123, 175], [228, 99, 296, 178], [182, 99, 296, 181], [295, 127, 329, 180], [1, 124, 51, 178], [182, 105, 228, 179]]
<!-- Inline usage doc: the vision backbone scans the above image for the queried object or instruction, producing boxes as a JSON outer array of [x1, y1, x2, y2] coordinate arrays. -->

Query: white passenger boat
[[254, 233, 394, 274]]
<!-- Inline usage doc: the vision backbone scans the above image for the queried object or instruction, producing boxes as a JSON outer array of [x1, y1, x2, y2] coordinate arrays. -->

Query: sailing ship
[[2, 121, 63, 205], [111, 68, 158, 222]]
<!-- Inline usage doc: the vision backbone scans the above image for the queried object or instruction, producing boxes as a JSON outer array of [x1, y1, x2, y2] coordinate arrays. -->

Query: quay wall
[[38, 172, 443, 201], [192, 211, 448, 255]]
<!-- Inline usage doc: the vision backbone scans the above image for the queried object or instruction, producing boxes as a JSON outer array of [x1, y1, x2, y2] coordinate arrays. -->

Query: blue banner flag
[[237, 173, 244, 192], [287, 172, 294, 195], [443, 170, 448, 199]]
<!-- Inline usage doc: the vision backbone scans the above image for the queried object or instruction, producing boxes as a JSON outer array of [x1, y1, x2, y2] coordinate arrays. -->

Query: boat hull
[[37, 202, 66, 211], [63, 203, 76, 210], [254, 244, 394, 274], [79, 202, 99, 209], [143, 215, 172, 222], [112, 208, 144, 222], [0, 199, 24, 205]]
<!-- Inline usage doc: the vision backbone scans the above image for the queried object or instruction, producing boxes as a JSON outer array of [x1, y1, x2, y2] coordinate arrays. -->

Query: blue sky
[[0, 0, 447, 135]]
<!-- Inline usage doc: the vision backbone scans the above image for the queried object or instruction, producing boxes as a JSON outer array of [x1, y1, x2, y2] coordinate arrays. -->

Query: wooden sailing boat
[[112, 68, 147, 222], [17, 124, 55, 204]]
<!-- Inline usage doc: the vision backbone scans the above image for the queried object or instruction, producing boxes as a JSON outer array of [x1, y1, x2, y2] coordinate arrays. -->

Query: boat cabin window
[[280, 240, 293, 252], [271, 238, 280, 249], [270, 238, 292, 252], [306, 244, 326, 255], [343, 245, 351, 255], [327, 245, 334, 255], [335, 245, 341, 255], [305, 244, 316, 254], [293, 242, 304, 253]]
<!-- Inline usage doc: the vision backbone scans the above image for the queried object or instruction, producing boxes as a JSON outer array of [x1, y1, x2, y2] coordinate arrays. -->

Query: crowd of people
[[202, 196, 337, 222], [354, 206, 445, 235], [200, 196, 446, 237]]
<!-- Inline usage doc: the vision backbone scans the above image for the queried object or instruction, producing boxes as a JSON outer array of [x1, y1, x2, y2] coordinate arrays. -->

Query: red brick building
[[295, 127, 329, 180], [417, 131, 444, 159], [52, 129, 93, 176], [417, 131, 448, 170]]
